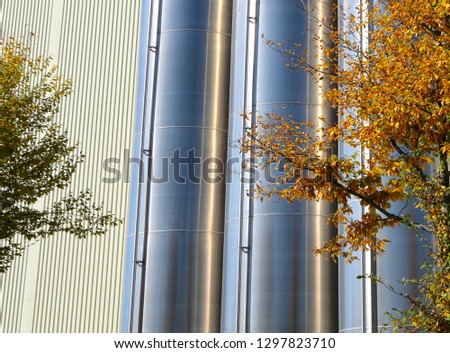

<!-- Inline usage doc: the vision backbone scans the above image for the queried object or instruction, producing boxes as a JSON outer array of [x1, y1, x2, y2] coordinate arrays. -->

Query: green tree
[[244, 0, 450, 331], [0, 36, 121, 273]]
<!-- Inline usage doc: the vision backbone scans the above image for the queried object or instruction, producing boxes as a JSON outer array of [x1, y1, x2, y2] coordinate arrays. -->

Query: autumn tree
[[0, 37, 121, 273], [243, 0, 450, 332]]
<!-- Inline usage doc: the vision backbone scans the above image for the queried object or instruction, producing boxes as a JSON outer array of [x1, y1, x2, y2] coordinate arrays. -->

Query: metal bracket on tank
[[247, 16, 257, 23], [142, 149, 151, 156], [149, 46, 158, 53]]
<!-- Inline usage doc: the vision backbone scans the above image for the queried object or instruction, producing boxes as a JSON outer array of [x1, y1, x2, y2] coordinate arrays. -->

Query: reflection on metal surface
[[123, 0, 427, 334], [337, 0, 430, 333], [375, 205, 429, 331], [221, 0, 339, 333], [122, 0, 158, 333], [124, 0, 232, 333]]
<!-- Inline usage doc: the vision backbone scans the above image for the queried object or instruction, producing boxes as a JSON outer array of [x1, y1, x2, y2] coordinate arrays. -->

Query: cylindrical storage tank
[[123, 0, 233, 333], [375, 206, 430, 331], [337, 0, 431, 333], [222, 0, 338, 333], [340, 204, 430, 333]]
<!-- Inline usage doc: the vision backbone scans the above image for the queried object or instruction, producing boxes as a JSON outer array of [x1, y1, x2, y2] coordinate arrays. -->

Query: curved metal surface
[[338, 201, 364, 333], [375, 204, 430, 331], [222, 0, 339, 333], [337, 0, 370, 333], [221, 0, 255, 333], [121, 0, 152, 333], [339, 202, 429, 333], [138, 0, 233, 333], [337, 0, 430, 333], [124, 0, 428, 334]]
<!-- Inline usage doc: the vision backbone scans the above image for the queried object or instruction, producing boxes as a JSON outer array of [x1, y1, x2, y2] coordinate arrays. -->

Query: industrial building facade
[[2, 0, 141, 332], [2, 0, 425, 333]]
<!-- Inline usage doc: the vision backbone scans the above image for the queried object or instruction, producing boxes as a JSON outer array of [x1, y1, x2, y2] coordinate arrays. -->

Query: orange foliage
[[243, 0, 450, 331]]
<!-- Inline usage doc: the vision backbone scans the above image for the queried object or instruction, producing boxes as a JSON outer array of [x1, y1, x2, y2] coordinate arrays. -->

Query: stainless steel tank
[[122, 0, 233, 333], [122, 0, 426, 334], [337, 0, 430, 333], [222, 0, 339, 333], [340, 203, 429, 333], [375, 207, 430, 331]]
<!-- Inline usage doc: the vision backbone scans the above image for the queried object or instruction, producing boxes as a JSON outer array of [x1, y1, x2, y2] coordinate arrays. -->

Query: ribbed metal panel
[[1, 0, 140, 332], [1, 0, 55, 333]]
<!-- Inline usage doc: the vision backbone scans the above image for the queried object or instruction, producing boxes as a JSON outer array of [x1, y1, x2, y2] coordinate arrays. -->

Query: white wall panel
[[1, 0, 140, 332]]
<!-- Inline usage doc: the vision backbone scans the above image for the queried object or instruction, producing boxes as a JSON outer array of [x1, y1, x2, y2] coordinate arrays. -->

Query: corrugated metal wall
[[1, 0, 141, 332]]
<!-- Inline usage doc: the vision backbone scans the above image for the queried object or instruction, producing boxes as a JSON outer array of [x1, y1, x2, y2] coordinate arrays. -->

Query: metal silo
[[337, 0, 431, 333], [340, 200, 429, 333], [123, 0, 233, 332], [222, 0, 339, 333]]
